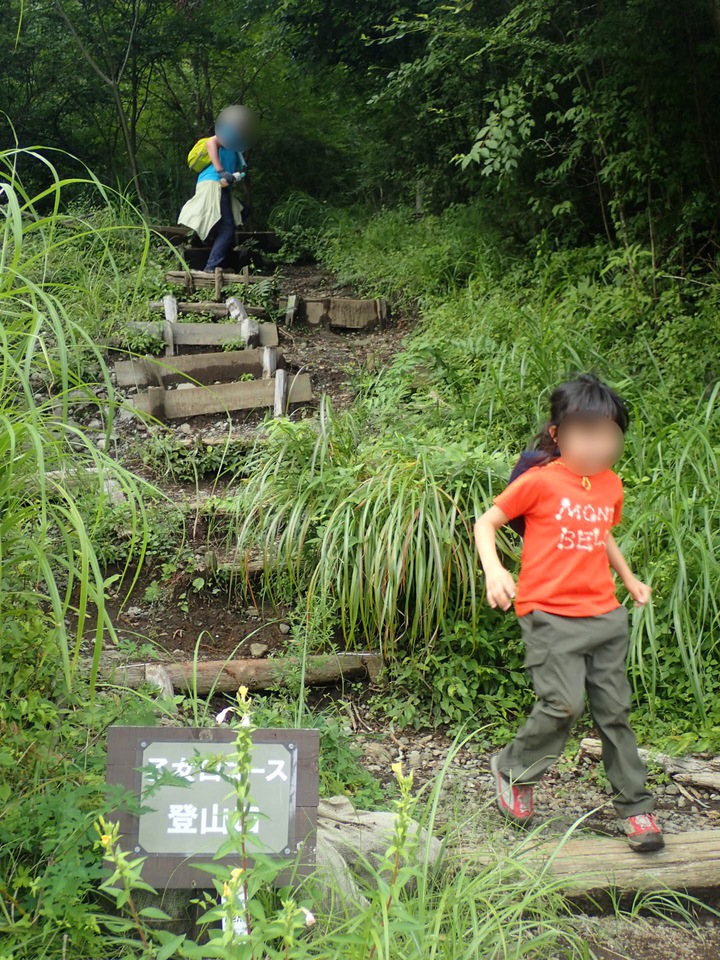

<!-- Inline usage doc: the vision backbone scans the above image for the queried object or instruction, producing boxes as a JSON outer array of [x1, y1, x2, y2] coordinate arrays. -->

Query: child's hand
[[485, 566, 516, 610], [625, 577, 652, 606]]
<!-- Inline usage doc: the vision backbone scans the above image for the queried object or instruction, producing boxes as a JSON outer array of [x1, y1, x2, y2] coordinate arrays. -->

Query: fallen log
[[101, 652, 383, 693], [464, 829, 720, 896], [579, 737, 720, 792]]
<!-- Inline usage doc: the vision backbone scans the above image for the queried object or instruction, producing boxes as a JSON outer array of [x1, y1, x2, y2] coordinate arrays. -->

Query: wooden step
[[148, 299, 268, 319], [115, 349, 281, 389], [127, 320, 278, 350], [302, 296, 388, 331], [166, 269, 273, 287], [129, 372, 312, 420]]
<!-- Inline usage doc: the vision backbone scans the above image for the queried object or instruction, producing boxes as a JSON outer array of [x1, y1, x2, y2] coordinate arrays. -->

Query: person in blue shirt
[[179, 105, 254, 272]]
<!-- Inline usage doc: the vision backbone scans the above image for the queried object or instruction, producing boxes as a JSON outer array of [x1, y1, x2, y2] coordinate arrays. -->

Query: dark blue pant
[[204, 188, 235, 271]]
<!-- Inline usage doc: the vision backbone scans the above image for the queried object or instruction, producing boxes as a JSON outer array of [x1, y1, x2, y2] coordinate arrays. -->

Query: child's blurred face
[[553, 415, 624, 476]]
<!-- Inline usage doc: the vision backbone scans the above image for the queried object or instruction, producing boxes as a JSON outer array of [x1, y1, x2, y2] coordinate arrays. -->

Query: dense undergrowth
[[240, 198, 720, 745]]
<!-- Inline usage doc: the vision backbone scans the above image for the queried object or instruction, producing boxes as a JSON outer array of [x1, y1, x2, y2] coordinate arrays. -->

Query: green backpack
[[187, 137, 211, 173]]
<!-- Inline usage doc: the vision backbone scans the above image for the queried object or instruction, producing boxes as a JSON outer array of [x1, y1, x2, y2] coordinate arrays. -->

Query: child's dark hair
[[534, 373, 630, 463]]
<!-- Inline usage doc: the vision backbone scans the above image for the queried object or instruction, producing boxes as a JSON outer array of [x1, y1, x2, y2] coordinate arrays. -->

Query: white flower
[[216, 706, 236, 724], [300, 907, 316, 927]]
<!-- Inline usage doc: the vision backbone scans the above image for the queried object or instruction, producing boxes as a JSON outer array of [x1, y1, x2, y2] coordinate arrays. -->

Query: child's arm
[[606, 533, 651, 606], [474, 506, 517, 610]]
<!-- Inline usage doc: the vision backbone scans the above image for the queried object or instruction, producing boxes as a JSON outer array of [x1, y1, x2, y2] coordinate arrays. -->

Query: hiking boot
[[623, 813, 664, 852], [490, 754, 534, 824]]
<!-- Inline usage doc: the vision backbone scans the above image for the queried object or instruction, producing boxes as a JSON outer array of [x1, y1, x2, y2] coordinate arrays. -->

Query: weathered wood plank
[[463, 830, 720, 896], [162, 294, 177, 356], [166, 269, 272, 287], [262, 346, 277, 379], [130, 373, 311, 419], [151, 225, 192, 239], [127, 320, 278, 348], [100, 652, 384, 693], [151, 225, 280, 251], [148, 300, 268, 318], [274, 368, 288, 417], [115, 350, 277, 388]]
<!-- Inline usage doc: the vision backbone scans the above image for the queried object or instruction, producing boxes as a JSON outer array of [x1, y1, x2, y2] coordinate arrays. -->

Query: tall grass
[[0, 146, 156, 698], [230, 397, 510, 658]]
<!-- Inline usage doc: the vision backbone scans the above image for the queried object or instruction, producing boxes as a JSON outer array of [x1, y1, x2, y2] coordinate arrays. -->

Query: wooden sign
[[106, 727, 319, 888]]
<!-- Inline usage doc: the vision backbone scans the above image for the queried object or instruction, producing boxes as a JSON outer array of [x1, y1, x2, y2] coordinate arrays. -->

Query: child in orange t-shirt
[[474, 374, 663, 852]]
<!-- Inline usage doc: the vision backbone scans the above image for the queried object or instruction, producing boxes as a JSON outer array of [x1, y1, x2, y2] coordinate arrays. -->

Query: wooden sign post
[[106, 727, 319, 888]]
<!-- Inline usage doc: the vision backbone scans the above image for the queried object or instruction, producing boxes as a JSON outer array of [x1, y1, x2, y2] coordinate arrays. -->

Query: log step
[[465, 829, 720, 896]]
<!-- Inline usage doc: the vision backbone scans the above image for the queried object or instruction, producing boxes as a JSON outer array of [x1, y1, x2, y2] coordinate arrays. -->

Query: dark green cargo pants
[[496, 605, 654, 817]]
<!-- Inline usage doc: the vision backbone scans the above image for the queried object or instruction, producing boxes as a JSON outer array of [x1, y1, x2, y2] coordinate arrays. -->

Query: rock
[[279, 622, 291, 635], [88, 418, 102, 430], [363, 741, 393, 765], [665, 783, 680, 796], [178, 422, 192, 435], [145, 664, 174, 700], [408, 750, 422, 770], [96, 437, 107, 451], [677, 796, 688, 808], [314, 795, 443, 916], [244, 607, 260, 619], [125, 606, 145, 619], [249, 642, 269, 658]]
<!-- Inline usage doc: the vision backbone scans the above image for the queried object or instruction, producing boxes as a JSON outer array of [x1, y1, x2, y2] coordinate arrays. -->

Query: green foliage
[[86, 497, 186, 569], [137, 431, 253, 484], [0, 147, 159, 700], [377, 619, 531, 733], [228, 201, 720, 731], [229, 396, 504, 659], [121, 328, 166, 357]]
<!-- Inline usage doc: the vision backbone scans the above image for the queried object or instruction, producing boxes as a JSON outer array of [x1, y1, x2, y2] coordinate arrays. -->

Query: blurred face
[[552, 415, 624, 476]]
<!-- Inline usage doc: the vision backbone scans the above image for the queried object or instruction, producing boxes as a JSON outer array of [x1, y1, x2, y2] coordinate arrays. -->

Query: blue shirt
[[197, 146, 246, 184]]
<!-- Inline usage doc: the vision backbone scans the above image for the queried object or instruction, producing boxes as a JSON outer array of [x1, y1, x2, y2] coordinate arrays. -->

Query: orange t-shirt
[[493, 460, 623, 618]]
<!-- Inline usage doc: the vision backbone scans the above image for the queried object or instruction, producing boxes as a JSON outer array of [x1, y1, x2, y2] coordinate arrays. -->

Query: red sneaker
[[490, 755, 534, 824], [623, 813, 664, 852]]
